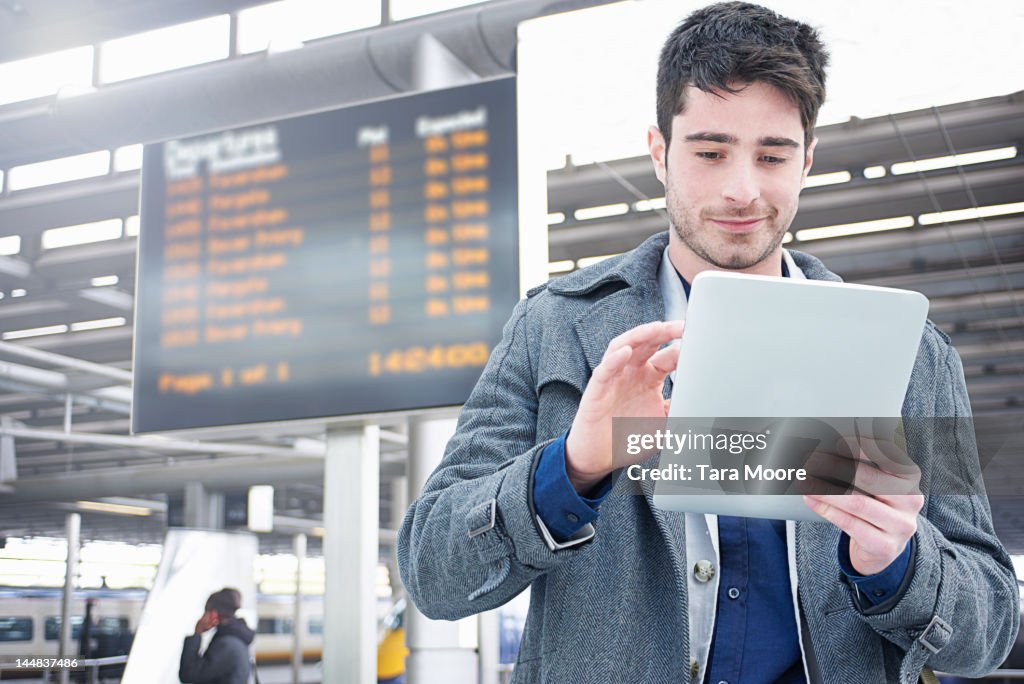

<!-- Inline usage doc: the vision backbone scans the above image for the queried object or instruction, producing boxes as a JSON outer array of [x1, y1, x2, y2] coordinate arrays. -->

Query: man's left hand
[[803, 435, 924, 576]]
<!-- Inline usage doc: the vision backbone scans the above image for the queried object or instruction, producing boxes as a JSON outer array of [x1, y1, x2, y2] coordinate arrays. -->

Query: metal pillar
[[322, 425, 379, 684], [292, 532, 306, 684], [478, 609, 500, 684], [184, 481, 224, 529], [58, 512, 80, 684], [405, 416, 478, 684], [389, 476, 408, 600]]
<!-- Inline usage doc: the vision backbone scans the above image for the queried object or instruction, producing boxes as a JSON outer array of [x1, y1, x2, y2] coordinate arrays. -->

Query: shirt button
[[690, 659, 698, 678], [565, 512, 579, 523], [872, 589, 886, 598], [693, 560, 715, 583], [727, 587, 741, 600], [718, 680, 730, 684]]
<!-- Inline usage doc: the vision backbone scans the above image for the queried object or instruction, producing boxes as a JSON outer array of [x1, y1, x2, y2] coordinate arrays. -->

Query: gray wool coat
[[397, 232, 1019, 683]]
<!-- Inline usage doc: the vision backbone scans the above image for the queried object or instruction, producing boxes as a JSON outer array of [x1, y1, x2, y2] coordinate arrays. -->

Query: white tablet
[[651, 271, 929, 521]]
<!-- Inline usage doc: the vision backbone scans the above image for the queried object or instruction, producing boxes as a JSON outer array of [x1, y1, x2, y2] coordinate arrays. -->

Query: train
[[0, 587, 409, 681]]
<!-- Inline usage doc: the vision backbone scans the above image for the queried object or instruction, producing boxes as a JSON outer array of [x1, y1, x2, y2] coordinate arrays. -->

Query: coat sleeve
[[179, 634, 246, 683], [851, 344, 1020, 677], [398, 295, 594, 621]]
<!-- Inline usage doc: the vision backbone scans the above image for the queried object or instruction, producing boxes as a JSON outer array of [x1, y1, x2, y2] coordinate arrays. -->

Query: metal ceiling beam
[[1, 424, 326, 458], [0, 455, 326, 503], [0, 0, 617, 169], [0, 339, 132, 383]]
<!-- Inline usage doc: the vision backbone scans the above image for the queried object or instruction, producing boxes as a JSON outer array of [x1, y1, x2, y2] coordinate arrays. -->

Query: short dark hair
[[205, 588, 242, 618], [656, 2, 829, 148]]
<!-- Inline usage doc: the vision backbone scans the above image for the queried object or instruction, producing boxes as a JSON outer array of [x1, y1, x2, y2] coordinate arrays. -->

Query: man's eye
[[761, 155, 787, 165], [697, 151, 722, 160]]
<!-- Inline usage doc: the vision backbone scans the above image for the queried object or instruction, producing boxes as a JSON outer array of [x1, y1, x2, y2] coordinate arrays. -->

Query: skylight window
[[8, 151, 111, 191], [3, 324, 68, 341], [42, 219, 123, 250], [90, 275, 120, 287], [237, 0, 381, 54], [390, 0, 490, 21], [0, 46, 94, 106], [113, 145, 144, 172], [574, 203, 629, 221], [125, 216, 141, 237], [795, 216, 915, 242], [891, 146, 1017, 176], [803, 170, 852, 189], [633, 197, 666, 212], [99, 15, 231, 84], [71, 317, 127, 332], [548, 260, 574, 274], [918, 201, 1024, 226], [0, 235, 20, 256]]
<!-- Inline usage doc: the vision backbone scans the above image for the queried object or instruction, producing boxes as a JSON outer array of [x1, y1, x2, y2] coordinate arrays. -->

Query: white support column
[[389, 476, 408, 600], [292, 532, 307, 684], [405, 416, 478, 684], [184, 481, 224, 529], [478, 609, 500, 684], [323, 425, 379, 684], [58, 512, 80, 684]]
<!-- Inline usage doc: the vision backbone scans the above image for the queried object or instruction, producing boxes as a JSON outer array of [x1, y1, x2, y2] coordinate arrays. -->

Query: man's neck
[[667, 235, 785, 283]]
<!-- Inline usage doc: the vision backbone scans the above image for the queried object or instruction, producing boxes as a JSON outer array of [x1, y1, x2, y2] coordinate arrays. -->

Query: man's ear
[[801, 136, 817, 187], [648, 125, 668, 186]]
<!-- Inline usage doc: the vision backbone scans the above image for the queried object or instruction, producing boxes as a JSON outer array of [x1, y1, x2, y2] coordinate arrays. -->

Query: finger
[[624, 336, 671, 369], [806, 449, 919, 496], [646, 342, 680, 377], [870, 493, 924, 513], [845, 436, 918, 476], [587, 345, 634, 398], [804, 494, 916, 540], [662, 397, 672, 417], [852, 460, 921, 497], [795, 473, 853, 496], [607, 320, 684, 356], [593, 344, 630, 387], [803, 494, 890, 545]]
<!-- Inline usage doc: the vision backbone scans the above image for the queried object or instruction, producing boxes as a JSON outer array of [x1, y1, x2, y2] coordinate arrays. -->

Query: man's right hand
[[564, 320, 683, 494], [194, 611, 219, 635]]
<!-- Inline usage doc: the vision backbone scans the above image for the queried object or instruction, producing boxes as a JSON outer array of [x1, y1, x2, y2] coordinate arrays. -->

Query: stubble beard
[[667, 188, 793, 271]]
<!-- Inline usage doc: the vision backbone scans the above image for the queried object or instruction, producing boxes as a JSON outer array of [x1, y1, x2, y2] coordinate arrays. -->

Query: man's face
[[649, 81, 815, 273]]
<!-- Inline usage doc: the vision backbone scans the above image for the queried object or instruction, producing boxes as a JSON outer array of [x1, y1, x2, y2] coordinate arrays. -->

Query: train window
[[308, 617, 323, 635], [44, 616, 84, 641], [97, 617, 130, 634], [0, 617, 33, 642], [256, 618, 294, 635]]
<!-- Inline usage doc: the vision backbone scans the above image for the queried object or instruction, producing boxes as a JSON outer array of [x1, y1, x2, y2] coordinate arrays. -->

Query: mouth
[[708, 217, 766, 233]]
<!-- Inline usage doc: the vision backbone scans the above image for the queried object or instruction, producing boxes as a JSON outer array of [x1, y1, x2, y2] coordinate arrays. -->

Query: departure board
[[133, 78, 519, 433]]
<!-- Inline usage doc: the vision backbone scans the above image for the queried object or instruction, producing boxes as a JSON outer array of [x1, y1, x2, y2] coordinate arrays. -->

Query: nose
[[720, 161, 760, 207]]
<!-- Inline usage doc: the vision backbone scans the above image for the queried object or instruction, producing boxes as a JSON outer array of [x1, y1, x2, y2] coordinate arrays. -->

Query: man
[[179, 587, 254, 684], [397, 3, 1020, 682], [78, 598, 97, 661]]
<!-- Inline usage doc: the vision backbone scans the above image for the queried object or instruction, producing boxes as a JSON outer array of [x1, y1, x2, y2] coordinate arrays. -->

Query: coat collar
[[547, 232, 668, 296]]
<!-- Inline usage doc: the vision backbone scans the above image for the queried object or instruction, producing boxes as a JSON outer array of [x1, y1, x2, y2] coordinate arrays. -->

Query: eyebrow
[[684, 132, 801, 148]]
